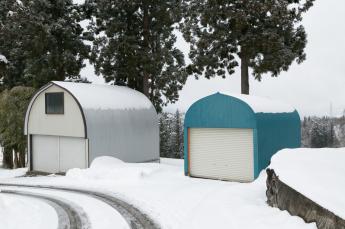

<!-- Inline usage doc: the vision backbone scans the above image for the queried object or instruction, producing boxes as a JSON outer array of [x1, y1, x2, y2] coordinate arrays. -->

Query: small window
[[45, 92, 64, 114]]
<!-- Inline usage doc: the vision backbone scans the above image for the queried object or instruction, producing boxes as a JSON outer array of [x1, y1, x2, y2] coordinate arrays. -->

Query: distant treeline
[[302, 116, 345, 148], [159, 112, 345, 159], [159, 110, 184, 159]]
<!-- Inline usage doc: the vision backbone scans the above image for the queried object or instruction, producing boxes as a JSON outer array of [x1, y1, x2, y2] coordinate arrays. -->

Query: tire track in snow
[[0, 183, 160, 229], [0, 189, 91, 229]]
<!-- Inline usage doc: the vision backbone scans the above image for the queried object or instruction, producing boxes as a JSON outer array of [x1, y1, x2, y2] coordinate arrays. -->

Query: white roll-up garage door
[[189, 128, 254, 182], [32, 135, 87, 173]]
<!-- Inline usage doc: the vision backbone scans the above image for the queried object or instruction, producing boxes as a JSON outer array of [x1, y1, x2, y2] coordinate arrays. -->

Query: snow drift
[[66, 156, 161, 181], [269, 148, 345, 219]]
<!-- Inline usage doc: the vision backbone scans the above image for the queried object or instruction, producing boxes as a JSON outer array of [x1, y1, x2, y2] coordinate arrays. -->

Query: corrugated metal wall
[[85, 108, 159, 164], [254, 111, 301, 177]]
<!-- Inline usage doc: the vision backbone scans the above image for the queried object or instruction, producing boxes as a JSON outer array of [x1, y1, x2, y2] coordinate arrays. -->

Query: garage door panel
[[189, 128, 254, 182], [32, 135, 87, 173], [32, 135, 59, 173], [59, 137, 87, 172]]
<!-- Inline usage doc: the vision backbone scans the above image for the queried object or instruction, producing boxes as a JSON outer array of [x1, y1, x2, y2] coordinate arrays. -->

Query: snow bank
[[0, 54, 8, 64], [89, 156, 125, 169], [66, 156, 160, 181], [53, 81, 152, 110], [269, 148, 345, 219], [220, 92, 295, 113], [160, 157, 184, 167], [0, 168, 28, 179]]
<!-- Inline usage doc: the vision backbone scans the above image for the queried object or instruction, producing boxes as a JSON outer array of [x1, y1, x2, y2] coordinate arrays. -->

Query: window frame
[[45, 92, 64, 115]]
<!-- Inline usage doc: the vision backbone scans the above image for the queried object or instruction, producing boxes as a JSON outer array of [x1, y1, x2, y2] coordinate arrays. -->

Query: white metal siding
[[28, 85, 85, 137], [32, 135, 87, 173], [189, 128, 254, 182]]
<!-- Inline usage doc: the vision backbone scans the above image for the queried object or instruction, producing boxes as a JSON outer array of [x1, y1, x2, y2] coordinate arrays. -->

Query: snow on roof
[[0, 54, 8, 64], [52, 81, 153, 110], [219, 92, 295, 113], [269, 148, 345, 219]]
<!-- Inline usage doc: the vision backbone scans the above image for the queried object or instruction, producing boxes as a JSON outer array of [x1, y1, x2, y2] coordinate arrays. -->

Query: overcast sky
[[84, 0, 345, 117]]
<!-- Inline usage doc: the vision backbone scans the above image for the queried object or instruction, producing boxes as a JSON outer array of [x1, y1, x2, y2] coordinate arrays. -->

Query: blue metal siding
[[184, 126, 189, 175], [184, 93, 256, 128], [254, 111, 301, 177]]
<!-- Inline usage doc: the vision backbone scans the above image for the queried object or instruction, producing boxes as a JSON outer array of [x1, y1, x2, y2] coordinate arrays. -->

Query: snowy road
[[1, 189, 90, 229], [0, 184, 160, 229], [0, 158, 316, 229]]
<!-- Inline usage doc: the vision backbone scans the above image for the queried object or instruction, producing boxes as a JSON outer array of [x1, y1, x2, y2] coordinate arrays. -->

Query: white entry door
[[32, 135, 87, 173], [189, 128, 254, 182]]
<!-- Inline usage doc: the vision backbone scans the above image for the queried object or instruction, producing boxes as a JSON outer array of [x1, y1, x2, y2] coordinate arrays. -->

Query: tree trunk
[[13, 150, 19, 169], [18, 152, 26, 168], [142, 4, 150, 98], [2, 147, 13, 169], [241, 56, 249, 94]]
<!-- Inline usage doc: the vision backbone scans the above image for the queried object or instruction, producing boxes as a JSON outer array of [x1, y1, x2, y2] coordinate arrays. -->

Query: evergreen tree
[[159, 112, 172, 157], [159, 110, 184, 158], [329, 121, 335, 147], [181, 0, 314, 94], [87, 0, 187, 112], [172, 109, 183, 158], [0, 86, 35, 168], [310, 118, 331, 148], [0, 0, 89, 90]]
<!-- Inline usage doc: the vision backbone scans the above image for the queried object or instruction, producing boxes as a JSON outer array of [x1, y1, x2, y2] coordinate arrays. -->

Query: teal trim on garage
[[184, 93, 301, 180], [184, 126, 189, 175], [253, 128, 259, 178]]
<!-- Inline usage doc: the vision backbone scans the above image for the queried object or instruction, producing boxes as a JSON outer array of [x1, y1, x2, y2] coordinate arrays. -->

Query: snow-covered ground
[[0, 186, 129, 229], [269, 148, 345, 219], [0, 193, 58, 229], [0, 167, 27, 179], [0, 156, 315, 229]]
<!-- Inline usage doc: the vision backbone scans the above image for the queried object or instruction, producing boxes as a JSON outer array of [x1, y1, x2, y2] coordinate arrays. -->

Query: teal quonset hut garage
[[184, 92, 300, 182]]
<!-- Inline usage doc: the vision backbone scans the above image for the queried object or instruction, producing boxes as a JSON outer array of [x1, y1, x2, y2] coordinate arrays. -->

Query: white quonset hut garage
[[24, 81, 159, 173]]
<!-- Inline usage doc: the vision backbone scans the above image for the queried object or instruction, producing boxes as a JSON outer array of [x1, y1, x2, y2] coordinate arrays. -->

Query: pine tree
[[158, 110, 185, 159], [159, 112, 172, 158], [86, 0, 187, 112], [173, 109, 183, 158], [310, 118, 331, 148], [0, 0, 89, 90], [181, 0, 314, 94]]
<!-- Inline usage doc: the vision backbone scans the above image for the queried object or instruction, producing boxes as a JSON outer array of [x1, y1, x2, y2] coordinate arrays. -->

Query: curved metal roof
[[24, 81, 157, 136], [218, 92, 295, 113], [52, 81, 153, 110]]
